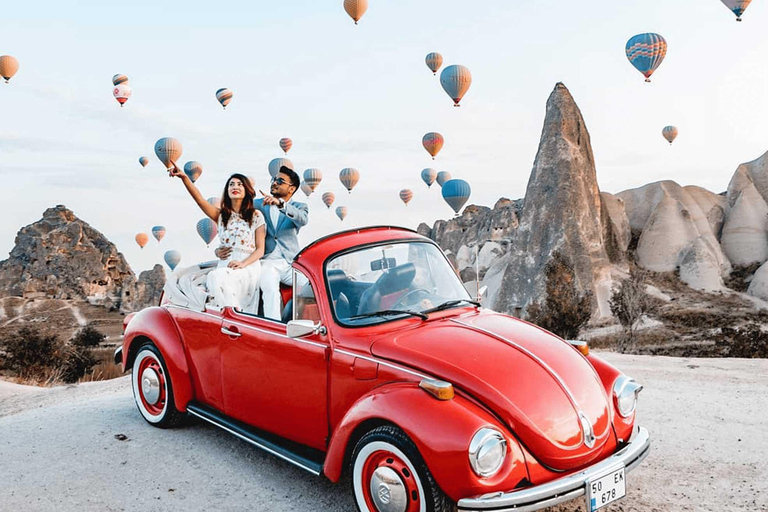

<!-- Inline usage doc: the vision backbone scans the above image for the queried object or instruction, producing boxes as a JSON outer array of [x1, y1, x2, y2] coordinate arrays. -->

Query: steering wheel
[[392, 288, 432, 309]]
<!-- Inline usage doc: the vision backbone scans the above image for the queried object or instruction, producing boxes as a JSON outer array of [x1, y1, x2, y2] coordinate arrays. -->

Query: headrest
[[377, 263, 416, 294]]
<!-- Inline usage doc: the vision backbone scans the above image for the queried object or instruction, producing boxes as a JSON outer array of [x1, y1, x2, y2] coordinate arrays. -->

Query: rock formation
[[722, 178, 768, 266], [0, 205, 163, 312]]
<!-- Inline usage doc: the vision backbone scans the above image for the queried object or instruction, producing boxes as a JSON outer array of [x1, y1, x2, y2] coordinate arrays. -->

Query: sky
[[2, 0, 768, 274]]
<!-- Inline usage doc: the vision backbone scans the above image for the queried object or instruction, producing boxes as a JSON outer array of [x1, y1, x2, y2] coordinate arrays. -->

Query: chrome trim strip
[[335, 349, 432, 380], [457, 426, 651, 511], [186, 408, 322, 476]]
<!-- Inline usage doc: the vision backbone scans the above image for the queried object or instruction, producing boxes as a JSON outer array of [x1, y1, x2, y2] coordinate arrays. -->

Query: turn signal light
[[568, 340, 590, 356], [419, 379, 454, 401]]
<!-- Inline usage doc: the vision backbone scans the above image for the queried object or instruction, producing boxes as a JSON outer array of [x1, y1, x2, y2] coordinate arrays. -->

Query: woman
[[168, 163, 266, 313]]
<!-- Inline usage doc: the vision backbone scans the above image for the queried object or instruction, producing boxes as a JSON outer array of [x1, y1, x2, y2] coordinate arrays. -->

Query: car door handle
[[221, 326, 242, 337]]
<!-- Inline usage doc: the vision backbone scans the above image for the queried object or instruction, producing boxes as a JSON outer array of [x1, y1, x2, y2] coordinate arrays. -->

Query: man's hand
[[215, 245, 232, 260], [260, 190, 281, 206]]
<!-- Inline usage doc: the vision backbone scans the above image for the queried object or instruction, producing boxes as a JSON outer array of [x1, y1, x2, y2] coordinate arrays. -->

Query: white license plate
[[586, 466, 626, 511]]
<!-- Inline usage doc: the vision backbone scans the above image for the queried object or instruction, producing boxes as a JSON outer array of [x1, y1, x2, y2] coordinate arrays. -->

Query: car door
[[220, 267, 329, 451]]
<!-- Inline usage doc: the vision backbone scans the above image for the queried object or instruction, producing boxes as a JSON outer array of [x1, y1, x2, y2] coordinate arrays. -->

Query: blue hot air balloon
[[625, 33, 667, 83], [721, 0, 752, 21], [442, 179, 471, 214], [196, 218, 218, 246], [421, 168, 437, 188], [164, 250, 181, 271], [151, 226, 166, 242]]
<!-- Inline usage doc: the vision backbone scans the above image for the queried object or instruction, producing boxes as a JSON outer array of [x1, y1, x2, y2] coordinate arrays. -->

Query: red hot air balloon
[[422, 132, 444, 160], [279, 138, 293, 154]]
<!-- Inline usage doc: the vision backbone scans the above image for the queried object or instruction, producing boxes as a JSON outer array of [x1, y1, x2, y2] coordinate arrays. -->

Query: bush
[[526, 251, 593, 340], [609, 269, 656, 353], [71, 323, 106, 348], [717, 324, 768, 358], [0, 326, 60, 378], [59, 345, 97, 383]]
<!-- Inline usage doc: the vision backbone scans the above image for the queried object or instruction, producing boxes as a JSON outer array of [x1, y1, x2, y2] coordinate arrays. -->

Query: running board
[[185, 402, 325, 475]]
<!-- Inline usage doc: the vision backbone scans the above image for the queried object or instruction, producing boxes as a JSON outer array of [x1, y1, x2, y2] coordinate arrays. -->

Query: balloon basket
[[645, 78, 651, 83], [736, 17, 742, 21]]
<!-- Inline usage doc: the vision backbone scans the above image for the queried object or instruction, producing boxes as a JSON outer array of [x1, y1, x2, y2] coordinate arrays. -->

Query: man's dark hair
[[279, 166, 301, 189]]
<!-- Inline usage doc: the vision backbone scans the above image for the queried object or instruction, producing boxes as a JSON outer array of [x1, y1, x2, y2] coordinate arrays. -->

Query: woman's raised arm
[[168, 161, 219, 221]]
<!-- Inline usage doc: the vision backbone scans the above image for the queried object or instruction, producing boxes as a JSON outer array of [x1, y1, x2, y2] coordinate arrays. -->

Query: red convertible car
[[117, 226, 650, 512]]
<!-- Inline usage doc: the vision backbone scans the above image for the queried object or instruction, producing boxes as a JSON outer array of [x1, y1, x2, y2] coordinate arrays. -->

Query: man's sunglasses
[[271, 176, 287, 185]]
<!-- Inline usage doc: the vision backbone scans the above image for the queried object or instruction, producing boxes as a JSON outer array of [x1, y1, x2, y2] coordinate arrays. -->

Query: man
[[216, 166, 308, 320]]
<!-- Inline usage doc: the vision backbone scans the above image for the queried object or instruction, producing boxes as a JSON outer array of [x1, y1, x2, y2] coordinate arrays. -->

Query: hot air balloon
[[336, 206, 348, 221], [269, 157, 293, 178], [399, 189, 413, 206], [422, 132, 444, 160], [112, 74, 128, 86], [625, 33, 667, 83], [440, 65, 472, 106], [721, 0, 752, 20], [322, 192, 336, 209], [442, 179, 471, 214], [113, 83, 132, 107], [421, 168, 437, 188], [300, 181, 313, 197], [339, 167, 360, 193], [279, 138, 293, 154], [135, 233, 149, 249], [303, 168, 323, 191], [0, 55, 19, 83], [343, 0, 368, 24], [196, 218, 218, 246], [425, 53, 443, 76], [164, 250, 181, 271], [207, 196, 222, 208], [151, 226, 166, 242], [154, 137, 183, 170], [662, 126, 678, 145], [139, 156, 149, 168], [184, 161, 203, 182], [436, 170, 452, 187], [216, 88, 233, 109]]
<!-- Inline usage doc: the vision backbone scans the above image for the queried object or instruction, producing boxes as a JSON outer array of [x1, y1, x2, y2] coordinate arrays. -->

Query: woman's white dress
[[205, 211, 264, 314]]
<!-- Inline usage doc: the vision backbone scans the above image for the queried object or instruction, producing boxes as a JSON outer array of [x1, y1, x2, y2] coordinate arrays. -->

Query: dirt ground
[[0, 351, 765, 511]]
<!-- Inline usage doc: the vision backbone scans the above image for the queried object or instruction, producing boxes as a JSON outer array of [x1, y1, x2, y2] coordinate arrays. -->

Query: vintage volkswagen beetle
[[117, 226, 650, 512]]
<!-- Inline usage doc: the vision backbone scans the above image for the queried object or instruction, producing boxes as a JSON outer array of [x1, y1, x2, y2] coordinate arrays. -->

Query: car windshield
[[326, 241, 472, 326]]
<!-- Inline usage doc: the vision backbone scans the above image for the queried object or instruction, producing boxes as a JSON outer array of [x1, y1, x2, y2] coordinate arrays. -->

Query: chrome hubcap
[[370, 467, 407, 512], [141, 367, 161, 404]]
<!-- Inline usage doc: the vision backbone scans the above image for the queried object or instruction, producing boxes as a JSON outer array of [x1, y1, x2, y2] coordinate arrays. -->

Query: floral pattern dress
[[206, 211, 265, 313]]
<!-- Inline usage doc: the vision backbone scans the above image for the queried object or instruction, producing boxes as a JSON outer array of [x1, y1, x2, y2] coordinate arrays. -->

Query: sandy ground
[[0, 352, 766, 512]]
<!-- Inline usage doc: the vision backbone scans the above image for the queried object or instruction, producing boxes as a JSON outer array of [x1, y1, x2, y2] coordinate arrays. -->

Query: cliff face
[[0, 205, 163, 312]]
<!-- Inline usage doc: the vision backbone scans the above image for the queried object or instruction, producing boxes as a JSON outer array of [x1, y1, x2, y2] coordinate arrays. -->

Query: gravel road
[[0, 352, 766, 512]]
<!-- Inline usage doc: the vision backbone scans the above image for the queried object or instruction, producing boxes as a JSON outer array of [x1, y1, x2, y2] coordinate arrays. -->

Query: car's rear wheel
[[131, 342, 183, 428], [351, 425, 455, 512]]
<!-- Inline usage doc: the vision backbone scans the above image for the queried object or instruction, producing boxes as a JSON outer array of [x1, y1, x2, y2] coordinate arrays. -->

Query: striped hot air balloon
[[151, 226, 166, 242], [339, 167, 360, 193], [421, 168, 437, 188], [442, 179, 471, 214], [112, 74, 129, 86], [662, 126, 678, 145], [0, 55, 19, 83], [322, 192, 335, 209], [343, 0, 368, 24], [440, 65, 472, 106], [164, 250, 181, 271], [422, 132, 444, 160], [135, 233, 149, 249], [154, 137, 183, 170], [425, 52, 443, 75], [625, 33, 667, 83], [196, 218, 218, 246], [184, 161, 203, 182], [303, 168, 323, 191], [139, 156, 149, 167], [399, 189, 413, 206], [300, 181, 313, 197], [436, 171, 452, 187], [336, 206, 348, 221], [279, 138, 293, 154], [113, 83, 132, 107], [216, 88, 233, 109], [721, 0, 752, 20], [269, 157, 293, 178]]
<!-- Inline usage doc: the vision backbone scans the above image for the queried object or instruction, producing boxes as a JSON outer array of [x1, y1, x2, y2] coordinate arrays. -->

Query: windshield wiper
[[347, 309, 428, 321], [423, 299, 481, 314]]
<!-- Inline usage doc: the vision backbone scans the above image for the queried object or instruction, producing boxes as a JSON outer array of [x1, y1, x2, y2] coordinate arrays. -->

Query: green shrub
[[609, 269, 656, 353], [71, 323, 106, 348], [0, 326, 60, 378]]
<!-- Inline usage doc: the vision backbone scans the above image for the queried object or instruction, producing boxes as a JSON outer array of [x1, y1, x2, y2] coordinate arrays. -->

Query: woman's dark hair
[[220, 173, 256, 228], [279, 166, 301, 189]]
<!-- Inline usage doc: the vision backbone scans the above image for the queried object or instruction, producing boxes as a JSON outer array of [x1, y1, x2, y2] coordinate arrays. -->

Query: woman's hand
[[228, 260, 246, 270], [168, 161, 185, 179]]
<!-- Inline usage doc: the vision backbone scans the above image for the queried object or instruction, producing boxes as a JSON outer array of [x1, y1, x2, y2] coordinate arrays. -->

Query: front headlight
[[613, 375, 643, 417], [468, 427, 507, 477]]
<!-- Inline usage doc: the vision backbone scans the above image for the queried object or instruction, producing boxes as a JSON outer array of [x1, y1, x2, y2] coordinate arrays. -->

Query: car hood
[[370, 311, 612, 471]]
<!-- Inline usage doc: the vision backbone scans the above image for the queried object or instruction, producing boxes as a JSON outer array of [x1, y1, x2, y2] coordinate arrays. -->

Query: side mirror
[[287, 319, 326, 338]]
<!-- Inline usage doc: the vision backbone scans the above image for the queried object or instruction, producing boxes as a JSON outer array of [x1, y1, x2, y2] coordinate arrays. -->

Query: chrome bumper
[[457, 426, 651, 512], [113, 346, 123, 366]]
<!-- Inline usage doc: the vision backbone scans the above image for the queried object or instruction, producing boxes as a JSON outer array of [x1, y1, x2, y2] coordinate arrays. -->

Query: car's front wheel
[[351, 425, 455, 512], [131, 342, 183, 428]]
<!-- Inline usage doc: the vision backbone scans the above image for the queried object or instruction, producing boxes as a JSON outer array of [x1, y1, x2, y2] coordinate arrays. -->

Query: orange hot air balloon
[[425, 52, 443, 75], [322, 192, 336, 209], [0, 55, 19, 83], [135, 233, 149, 249], [279, 138, 293, 154], [422, 132, 444, 160], [343, 0, 368, 24]]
